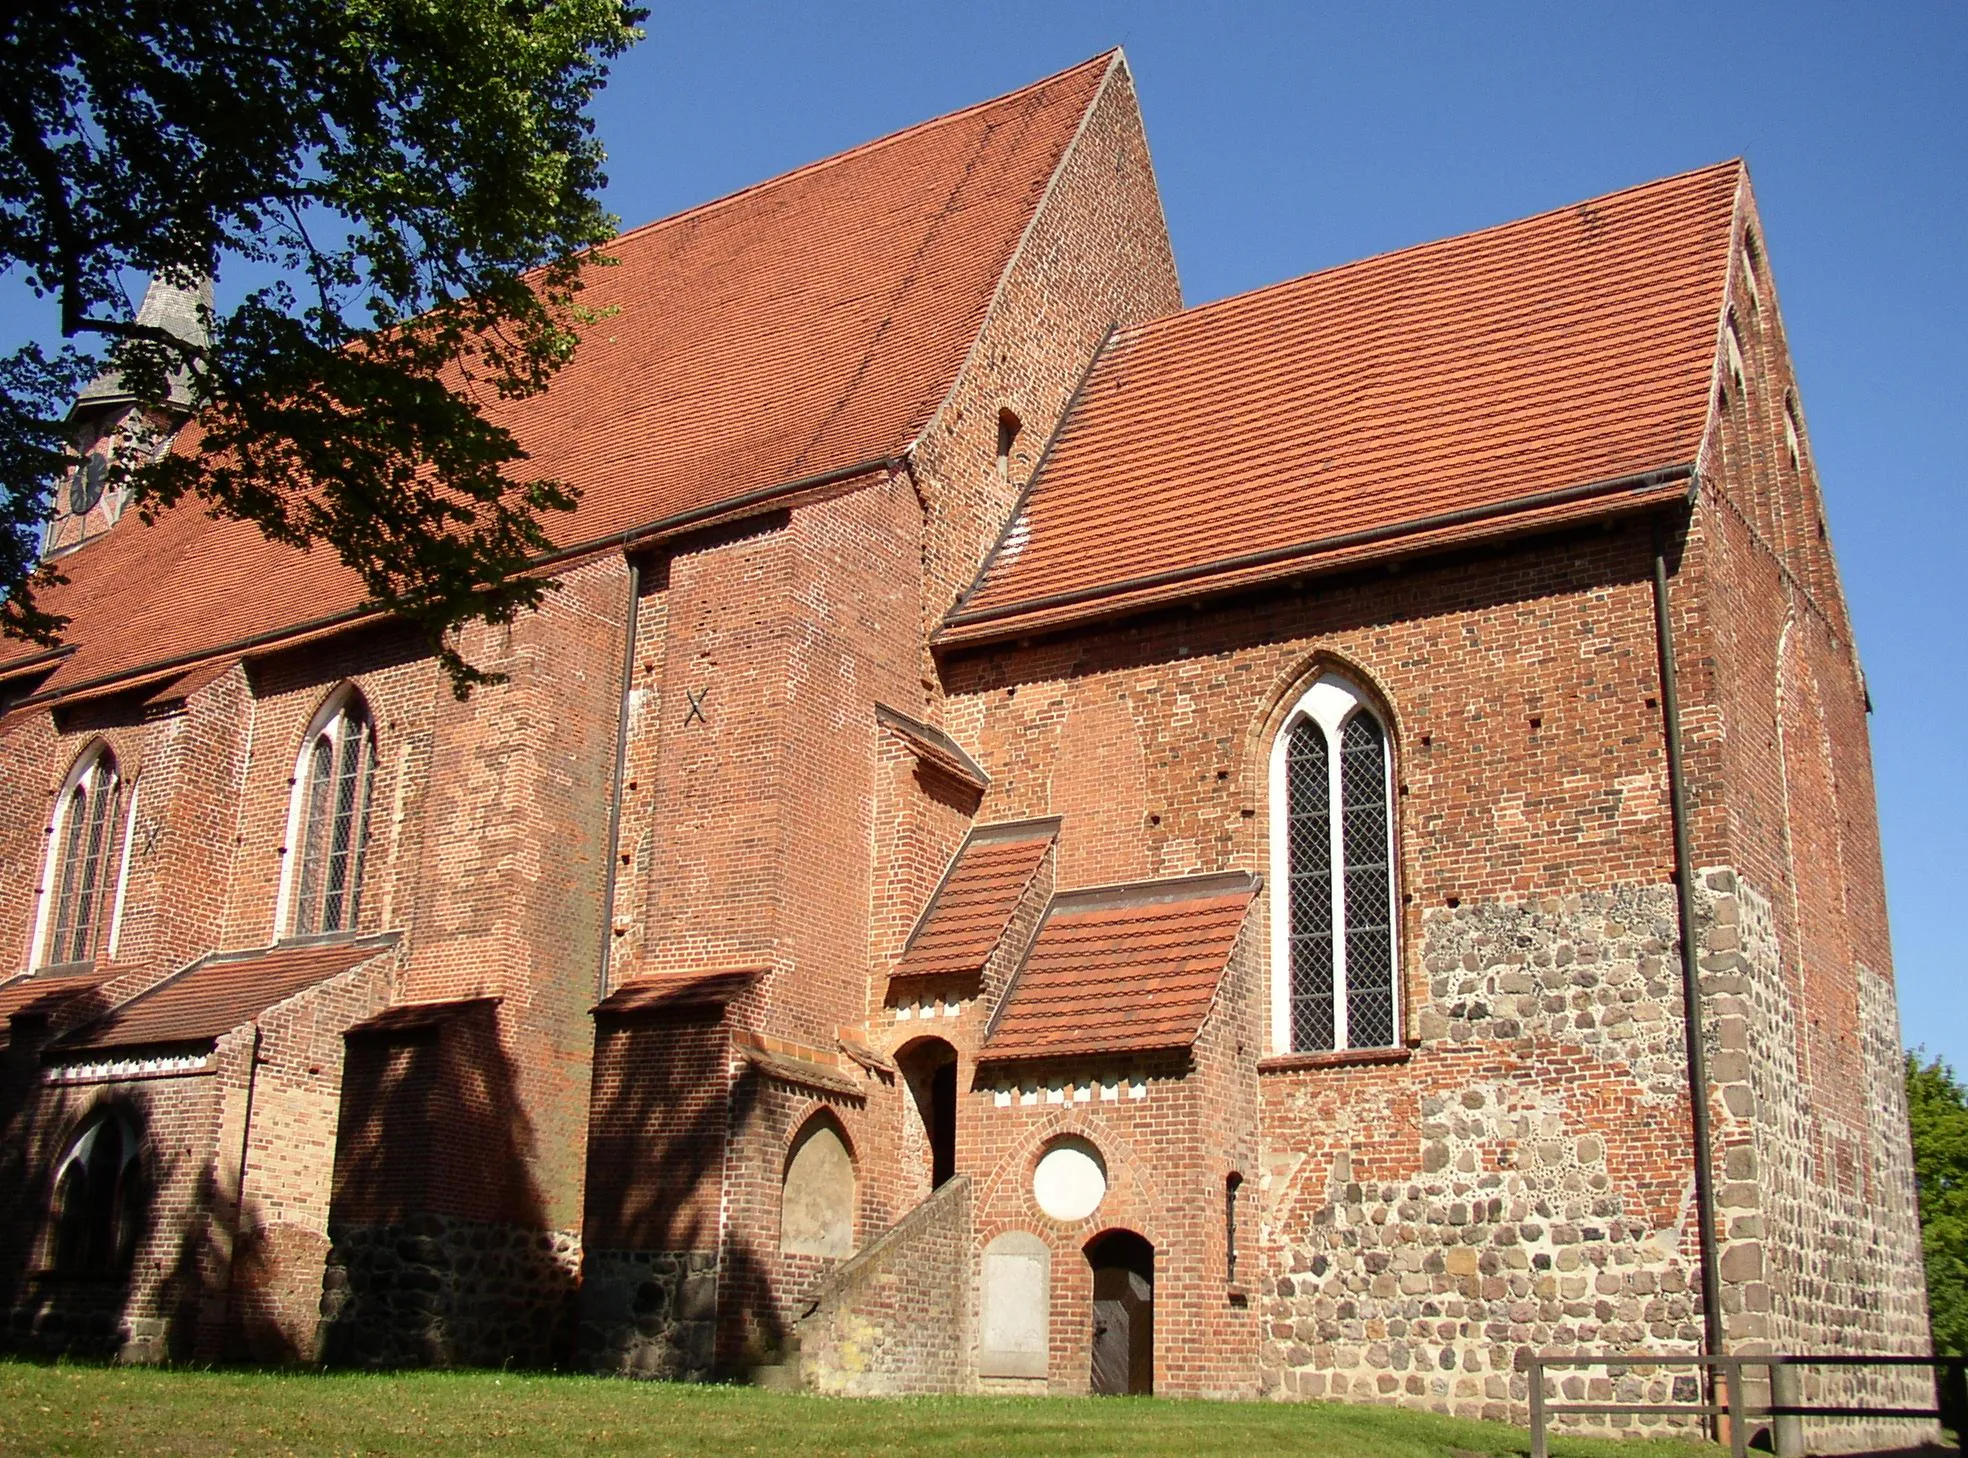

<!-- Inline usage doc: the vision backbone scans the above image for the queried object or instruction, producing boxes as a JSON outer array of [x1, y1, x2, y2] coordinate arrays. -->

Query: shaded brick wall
[[0, 1063, 227, 1361]]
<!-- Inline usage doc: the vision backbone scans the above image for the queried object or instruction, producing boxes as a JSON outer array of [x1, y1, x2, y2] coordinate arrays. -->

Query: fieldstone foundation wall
[[796, 1174, 974, 1396], [1259, 869, 1934, 1441], [318, 1216, 580, 1368], [1704, 870, 1934, 1451], [1259, 882, 1706, 1428], [578, 1251, 718, 1379]]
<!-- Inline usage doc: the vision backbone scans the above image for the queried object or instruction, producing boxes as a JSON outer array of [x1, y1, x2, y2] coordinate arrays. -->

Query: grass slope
[[0, 1362, 1717, 1458]]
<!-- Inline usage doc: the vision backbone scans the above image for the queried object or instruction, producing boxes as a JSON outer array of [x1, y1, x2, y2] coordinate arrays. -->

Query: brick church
[[0, 51, 1930, 1417]]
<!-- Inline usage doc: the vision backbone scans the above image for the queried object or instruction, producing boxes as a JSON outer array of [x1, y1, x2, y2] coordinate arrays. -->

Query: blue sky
[[587, 2, 1965, 1067]]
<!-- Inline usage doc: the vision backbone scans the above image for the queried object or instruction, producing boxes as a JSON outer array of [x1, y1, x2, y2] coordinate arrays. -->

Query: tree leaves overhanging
[[0, 0, 644, 693]]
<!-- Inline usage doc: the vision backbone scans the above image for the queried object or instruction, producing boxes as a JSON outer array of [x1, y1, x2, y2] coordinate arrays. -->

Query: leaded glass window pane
[[48, 758, 120, 965], [1286, 719, 1335, 1052], [293, 736, 334, 935], [1340, 713, 1395, 1048], [292, 701, 375, 936], [1276, 683, 1401, 1054], [321, 715, 371, 932]]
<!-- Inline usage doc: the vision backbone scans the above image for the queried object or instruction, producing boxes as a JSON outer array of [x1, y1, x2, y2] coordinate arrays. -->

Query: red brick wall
[[584, 1010, 729, 1253], [1678, 188, 1929, 1382], [911, 55, 1182, 635]]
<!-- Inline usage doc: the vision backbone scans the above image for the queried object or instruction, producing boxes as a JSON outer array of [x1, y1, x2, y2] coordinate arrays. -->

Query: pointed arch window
[[35, 746, 125, 968], [1269, 676, 1399, 1053], [50, 1111, 143, 1276], [282, 689, 376, 937]]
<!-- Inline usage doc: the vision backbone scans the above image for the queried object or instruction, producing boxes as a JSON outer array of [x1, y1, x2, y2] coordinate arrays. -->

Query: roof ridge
[[602, 51, 1119, 253], [1111, 158, 1745, 348]]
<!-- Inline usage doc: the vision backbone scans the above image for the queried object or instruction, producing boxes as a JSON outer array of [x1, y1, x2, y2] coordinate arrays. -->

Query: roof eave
[[937, 466, 1697, 651]]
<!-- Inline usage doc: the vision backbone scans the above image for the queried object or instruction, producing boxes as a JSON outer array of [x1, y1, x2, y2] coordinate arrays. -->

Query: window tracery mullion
[[1328, 719, 1349, 1051], [1286, 717, 1335, 1052]]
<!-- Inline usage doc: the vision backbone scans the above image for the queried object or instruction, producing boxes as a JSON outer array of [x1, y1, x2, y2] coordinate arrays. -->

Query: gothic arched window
[[50, 1111, 143, 1276], [281, 688, 376, 937], [1268, 675, 1399, 1053], [35, 745, 125, 968]]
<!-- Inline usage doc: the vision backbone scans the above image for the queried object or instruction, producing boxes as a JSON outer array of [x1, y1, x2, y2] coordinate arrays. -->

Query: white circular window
[[1032, 1137, 1107, 1222]]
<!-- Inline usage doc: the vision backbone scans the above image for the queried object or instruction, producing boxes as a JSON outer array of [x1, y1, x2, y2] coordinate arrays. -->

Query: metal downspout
[[596, 554, 642, 1002], [1651, 511, 1727, 1377]]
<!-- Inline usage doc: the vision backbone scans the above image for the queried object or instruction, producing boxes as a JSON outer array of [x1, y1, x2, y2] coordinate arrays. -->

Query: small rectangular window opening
[[1225, 1172, 1243, 1285], [996, 408, 1021, 479]]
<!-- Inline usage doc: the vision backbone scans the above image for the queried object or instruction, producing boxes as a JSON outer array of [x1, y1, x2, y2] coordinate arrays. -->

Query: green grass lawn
[[0, 1361, 1720, 1458]]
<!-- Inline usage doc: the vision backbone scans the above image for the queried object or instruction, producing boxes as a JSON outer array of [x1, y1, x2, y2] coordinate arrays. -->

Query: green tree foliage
[[0, 0, 643, 691], [1908, 1051, 1968, 1354]]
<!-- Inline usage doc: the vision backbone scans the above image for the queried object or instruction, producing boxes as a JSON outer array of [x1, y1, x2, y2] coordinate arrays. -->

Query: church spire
[[70, 270, 214, 418], [46, 271, 213, 557]]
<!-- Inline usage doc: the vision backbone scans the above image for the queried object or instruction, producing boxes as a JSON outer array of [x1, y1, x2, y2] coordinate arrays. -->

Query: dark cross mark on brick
[[139, 820, 164, 856], [684, 687, 709, 726]]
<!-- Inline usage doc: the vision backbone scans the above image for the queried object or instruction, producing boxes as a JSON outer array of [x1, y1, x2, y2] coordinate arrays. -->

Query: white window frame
[[28, 742, 123, 970], [273, 685, 374, 939], [1266, 674, 1400, 1054]]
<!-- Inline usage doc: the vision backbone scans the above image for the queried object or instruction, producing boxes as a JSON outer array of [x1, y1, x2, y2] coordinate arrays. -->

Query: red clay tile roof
[[890, 820, 1057, 988], [346, 995, 499, 1037], [0, 970, 114, 1050], [943, 162, 1744, 645], [591, 968, 761, 1017], [5, 54, 1120, 699], [57, 937, 397, 1053], [980, 872, 1256, 1064]]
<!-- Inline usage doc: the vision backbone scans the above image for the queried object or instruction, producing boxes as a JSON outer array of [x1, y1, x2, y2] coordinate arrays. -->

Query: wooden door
[[1088, 1237, 1153, 1395]]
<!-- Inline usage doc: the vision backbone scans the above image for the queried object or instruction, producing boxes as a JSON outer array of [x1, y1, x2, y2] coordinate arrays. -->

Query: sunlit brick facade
[[0, 50, 1926, 1434]]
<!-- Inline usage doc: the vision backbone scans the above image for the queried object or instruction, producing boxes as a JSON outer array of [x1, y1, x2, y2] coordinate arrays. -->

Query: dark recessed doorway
[[1087, 1228, 1154, 1396]]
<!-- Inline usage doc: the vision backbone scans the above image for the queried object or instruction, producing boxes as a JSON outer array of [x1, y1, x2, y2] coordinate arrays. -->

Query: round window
[[1032, 1136, 1107, 1222]]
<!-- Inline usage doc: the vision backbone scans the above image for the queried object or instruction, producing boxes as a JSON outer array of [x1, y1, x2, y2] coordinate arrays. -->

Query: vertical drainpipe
[[596, 553, 642, 1003], [1651, 508, 1727, 1378]]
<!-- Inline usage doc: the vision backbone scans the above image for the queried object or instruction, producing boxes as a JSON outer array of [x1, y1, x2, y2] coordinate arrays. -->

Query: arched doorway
[[1086, 1229, 1153, 1395], [896, 1037, 957, 1191]]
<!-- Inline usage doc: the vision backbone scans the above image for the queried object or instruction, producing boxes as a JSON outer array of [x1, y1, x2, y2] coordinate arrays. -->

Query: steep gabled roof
[[943, 162, 1743, 645], [980, 872, 1256, 1064], [7, 54, 1121, 698]]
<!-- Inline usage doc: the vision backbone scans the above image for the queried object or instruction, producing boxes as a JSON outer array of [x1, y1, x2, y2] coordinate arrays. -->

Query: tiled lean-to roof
[[980, 872, 1257, 1064], [0, 970, 115, 1051], [591, 968, 763, 1017], [55, 936, 397, 1054], [4, 54, 1122, 700], [944, 161, 1744, 644], [890, 819, 1057, 989]]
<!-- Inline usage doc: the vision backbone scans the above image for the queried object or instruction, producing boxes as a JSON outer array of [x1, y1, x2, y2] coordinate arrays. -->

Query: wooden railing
[[1526, 1352, 1966, 1458]]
